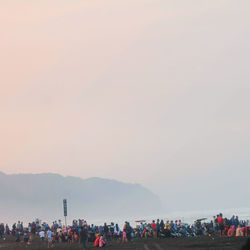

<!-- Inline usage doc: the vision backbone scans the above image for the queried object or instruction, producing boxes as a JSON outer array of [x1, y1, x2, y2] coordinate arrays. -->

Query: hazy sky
[[1, 0, 250, 201]]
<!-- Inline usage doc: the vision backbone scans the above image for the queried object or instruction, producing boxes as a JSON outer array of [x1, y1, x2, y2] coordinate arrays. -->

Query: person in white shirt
[[114, 224, 121, 241], [58, 220, 62, 229], [39, 230, 45, 241]]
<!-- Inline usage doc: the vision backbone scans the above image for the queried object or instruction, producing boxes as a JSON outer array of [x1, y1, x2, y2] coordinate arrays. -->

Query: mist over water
[[3, 207, 250, 228]]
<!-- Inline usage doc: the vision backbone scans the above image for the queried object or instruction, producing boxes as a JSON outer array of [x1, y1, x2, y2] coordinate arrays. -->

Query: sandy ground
[[0, 236, 249, 250]]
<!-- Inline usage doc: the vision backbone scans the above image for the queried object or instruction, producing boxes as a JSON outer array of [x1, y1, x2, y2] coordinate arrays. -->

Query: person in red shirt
[[151, 221, 157, 239], [242, 226, 247, 237], [94, 235, 100, 247], [217, 214, 224, 236]]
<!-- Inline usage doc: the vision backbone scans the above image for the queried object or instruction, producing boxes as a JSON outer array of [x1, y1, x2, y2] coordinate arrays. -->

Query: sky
[[1, 0, 250, 208]]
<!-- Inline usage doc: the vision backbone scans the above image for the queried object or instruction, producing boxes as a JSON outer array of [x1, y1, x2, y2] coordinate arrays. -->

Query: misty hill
[[0, 172, 161, 222]]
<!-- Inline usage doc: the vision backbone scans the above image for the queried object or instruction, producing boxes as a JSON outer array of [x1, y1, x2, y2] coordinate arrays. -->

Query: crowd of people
[[0, 213, 249, 249]]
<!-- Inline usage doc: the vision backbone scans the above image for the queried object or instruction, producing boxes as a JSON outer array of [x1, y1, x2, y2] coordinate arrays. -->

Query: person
[[103, 223, 109, 241], [12, 223, 16, 236], [99, 236, 106, 248], [39, 230, 45, 241], [227, 226, 234, 237], [151, 220, 157, 238], [242, 226, 248, 237], [73, 231, 78, 243], [23, 231, 29, 245], [58, 220, 62, 229], [125, 222, 132, 241], [0, 224, 4, 239], [122, 222, 127, 242], [28, 223, 32, 234], [5, 224, 10, 235], [28, 232, 33, 245], [94, 235, 100, 247], [156, 219, 160, 238], [15, 231, 21, 246], [236, 225, 242, 237], [17, 221, 21, 233], [213, 216, 218, 234], [114, 224, 120, 241], [110, 222, 115, 240], [79, 226, 88, 250], [217, 214, 224, 236], [235, 216, 240, 228], [47, 229, 53, 248]]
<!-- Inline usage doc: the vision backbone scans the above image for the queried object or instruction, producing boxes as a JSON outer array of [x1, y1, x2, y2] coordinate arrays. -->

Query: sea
[[89, 207, 250, 227], [1, 207, 250, 227]]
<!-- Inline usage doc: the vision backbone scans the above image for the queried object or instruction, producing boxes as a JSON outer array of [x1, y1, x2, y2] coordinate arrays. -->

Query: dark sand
[[0, 236, 249, 250]]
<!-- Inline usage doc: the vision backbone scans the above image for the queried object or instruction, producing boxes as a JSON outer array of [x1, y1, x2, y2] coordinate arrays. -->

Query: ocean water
[[2, 207, 250, 227], [85, 207, 250, 227]]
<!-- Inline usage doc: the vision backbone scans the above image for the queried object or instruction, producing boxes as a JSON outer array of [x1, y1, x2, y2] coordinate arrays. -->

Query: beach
[[0, 235, 249, 250]]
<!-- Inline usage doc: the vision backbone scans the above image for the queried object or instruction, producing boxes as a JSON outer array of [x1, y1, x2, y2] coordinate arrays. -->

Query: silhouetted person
[[80, 226, 88, 250]]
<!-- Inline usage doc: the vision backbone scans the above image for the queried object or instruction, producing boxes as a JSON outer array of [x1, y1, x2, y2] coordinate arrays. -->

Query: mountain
[[0, 172, 161, 223]]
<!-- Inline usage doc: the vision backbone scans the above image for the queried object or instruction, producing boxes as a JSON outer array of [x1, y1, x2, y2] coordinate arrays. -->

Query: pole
[[63, 199, 68, 228]]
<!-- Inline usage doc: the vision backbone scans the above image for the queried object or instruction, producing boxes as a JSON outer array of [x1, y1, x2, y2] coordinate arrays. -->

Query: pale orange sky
[[1, 0, 250, 197]]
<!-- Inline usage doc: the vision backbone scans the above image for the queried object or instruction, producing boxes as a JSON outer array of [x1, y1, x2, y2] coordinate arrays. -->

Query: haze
[[1, 0, 250, 211]]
